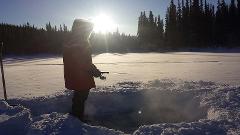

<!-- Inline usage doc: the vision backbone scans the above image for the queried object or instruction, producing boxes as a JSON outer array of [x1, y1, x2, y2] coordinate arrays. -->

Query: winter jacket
[[63, 41, 97, 90]]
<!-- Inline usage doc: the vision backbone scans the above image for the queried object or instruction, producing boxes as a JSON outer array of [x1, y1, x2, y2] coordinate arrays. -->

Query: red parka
[[63, 41, 96, 90]]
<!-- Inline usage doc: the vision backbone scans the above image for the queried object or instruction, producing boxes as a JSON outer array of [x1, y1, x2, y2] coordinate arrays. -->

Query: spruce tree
[[176, 0, 184, 47], [137, 12, 143, 39], [156, 15, 164, 47], [238, 0, 240, 42], [165, 0, 178, 48], [149, 11, 154, 26], [200, 0, 204, 12], [148, 11, 155, 42], [229, 0, 237, 45], [238, 0, 240, 15], [215, 0, 229, 46]]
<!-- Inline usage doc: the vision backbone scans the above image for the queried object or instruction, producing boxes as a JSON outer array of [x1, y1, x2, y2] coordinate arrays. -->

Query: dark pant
[[72, 90, 90, 120]]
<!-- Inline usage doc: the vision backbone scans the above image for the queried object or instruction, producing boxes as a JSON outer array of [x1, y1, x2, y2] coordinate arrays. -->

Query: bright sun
[[92, 14, 116, 34]]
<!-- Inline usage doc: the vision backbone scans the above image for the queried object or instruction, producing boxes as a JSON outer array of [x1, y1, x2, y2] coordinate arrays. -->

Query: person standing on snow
[[63, 19, 101, 121]]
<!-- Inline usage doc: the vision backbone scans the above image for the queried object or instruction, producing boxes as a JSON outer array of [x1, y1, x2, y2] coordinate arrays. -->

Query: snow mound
[[132, 80, 240, 135], [1, 79, 240, 134], [133, 119, 235, 135], [0, 100, 123, 135], [0, 101, 32, 135], [9, 91, 72, 116], [27, 112, 123, 135]]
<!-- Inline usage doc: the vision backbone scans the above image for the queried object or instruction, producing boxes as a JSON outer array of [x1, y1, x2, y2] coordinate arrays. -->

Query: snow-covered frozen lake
[[0, 52, 240, 135], [0, 52, 240, 99]]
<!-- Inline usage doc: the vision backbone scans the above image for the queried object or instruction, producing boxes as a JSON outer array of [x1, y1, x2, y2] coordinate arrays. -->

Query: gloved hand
[[92, 68, 101, 77], [100, 75, 106, 80]]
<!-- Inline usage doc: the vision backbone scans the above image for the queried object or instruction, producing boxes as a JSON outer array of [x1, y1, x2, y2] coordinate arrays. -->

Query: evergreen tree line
[[138, 11, 164, 50], [0, 22, 138, 54], [0, 22, 70, 54], [138, 0, 240, 49]]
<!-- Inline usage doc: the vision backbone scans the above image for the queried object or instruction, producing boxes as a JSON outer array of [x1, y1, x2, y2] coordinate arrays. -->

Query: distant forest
[[0, 0, 240, 55], [138, 0, 240, 49], [0, 23, 138, 54]]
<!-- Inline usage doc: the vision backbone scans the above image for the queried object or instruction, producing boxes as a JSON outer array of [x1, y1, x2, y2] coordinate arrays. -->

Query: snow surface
[[0, 53, 240, 134], [1, 52, 240, 99]]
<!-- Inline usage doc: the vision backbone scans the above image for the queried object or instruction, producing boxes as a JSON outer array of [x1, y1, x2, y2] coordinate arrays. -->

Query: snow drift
[[1, 79, 240, 134]]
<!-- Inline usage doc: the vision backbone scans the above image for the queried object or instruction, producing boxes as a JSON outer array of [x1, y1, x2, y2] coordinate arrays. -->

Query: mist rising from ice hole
[[85, 81, 208, 133]]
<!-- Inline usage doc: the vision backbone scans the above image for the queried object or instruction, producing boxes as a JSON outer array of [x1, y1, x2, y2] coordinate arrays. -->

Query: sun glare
[[92, 14, 116, 34]]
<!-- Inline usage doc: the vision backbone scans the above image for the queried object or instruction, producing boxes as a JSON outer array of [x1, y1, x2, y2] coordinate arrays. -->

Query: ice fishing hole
[[86, 90, 208, 133]]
